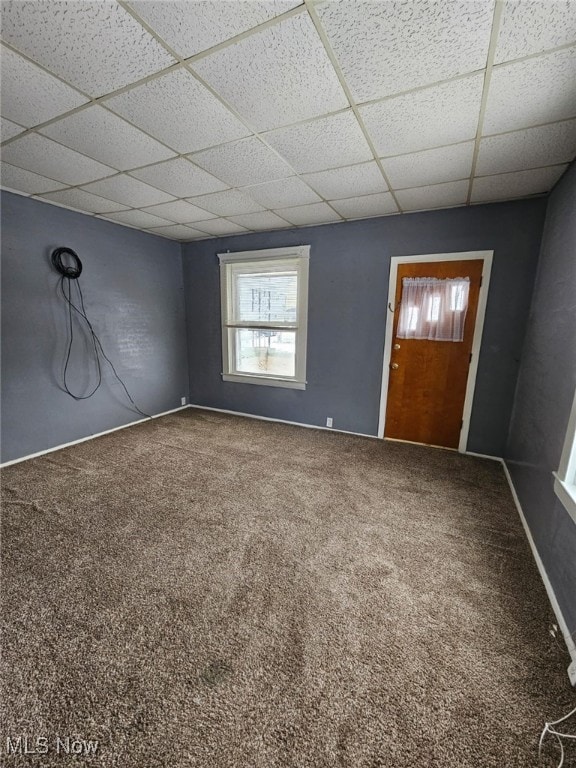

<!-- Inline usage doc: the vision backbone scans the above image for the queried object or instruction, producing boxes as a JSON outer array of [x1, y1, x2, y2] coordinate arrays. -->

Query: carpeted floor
[[1, 409, 575, 767]]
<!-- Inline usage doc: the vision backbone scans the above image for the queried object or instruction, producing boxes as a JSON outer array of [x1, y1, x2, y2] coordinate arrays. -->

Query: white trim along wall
[[377, 250, 494, 453]]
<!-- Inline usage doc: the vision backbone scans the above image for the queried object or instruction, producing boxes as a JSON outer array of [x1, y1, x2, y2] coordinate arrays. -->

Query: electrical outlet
[[326, 417, 333, 428], [181, 397, 187, 406], [569, 661, 576, 687]]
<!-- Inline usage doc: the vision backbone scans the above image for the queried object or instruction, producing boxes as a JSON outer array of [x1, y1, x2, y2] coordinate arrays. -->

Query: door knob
[[390, 362, 399, 370]]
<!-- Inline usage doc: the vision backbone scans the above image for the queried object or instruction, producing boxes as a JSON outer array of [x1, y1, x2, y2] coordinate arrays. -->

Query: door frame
[[377, 250, 494, 453]]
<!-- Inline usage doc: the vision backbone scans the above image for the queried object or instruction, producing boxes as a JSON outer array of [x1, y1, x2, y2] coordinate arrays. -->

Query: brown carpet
[[1, 409, 575, 767]]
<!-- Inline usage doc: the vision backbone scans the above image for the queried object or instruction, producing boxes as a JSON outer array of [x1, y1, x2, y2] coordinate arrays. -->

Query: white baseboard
[[188, 403, 379, 439], [0, 405, 191, 468], [501, 459, 576, 667], [464, 450, 503, 462]]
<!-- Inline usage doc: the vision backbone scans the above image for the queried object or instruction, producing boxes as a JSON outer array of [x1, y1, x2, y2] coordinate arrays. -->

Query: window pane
[[233, 270, 298, 323], [234, 329, 296, 377]]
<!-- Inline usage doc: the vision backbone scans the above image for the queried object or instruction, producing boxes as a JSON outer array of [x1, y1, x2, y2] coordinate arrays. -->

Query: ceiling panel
[[187, 189, 266, 216], [383, 142, 474, 190], [81, 174, 175, 207], [330, 192, 399, 219], [1, 117, 25, 142], [0, 1, 175, 97], [192, 12, 348, 131], [0, 45, 87, 128], [1, 162, 66, 196], [102, 209, 174, 229], [265, 111, 372, 173], [244, 177, 321, 208], [192, 218, 250, 236], [360, 74, 484, 157], [227, 211, 291, 231], [191, 137, 294, 187], [148, 224, 209, 240], [141, 200, 217, 224], [494, 0, 576, 64], [484, 48, 576, 135], [127, 0, 301, 59], [471, 165, 568, 203], [105, 68, 250, 154], [395, 180, 469, 211], [302, 162, 387, 200], [476, 120, 576, 175], [1, 134, 115, 185], [40, 105, 176, 171], [316, 0, 493, 103], [38, 188, 129, 214], [131, 158, 227, 198], [275, 202, 342, 226]]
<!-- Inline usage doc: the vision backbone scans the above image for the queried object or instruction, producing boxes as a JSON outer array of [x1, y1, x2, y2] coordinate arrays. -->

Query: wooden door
[[384, 259, 483, 449]]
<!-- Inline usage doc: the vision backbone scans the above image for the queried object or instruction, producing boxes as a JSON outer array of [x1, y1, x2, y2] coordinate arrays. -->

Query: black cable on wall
[[51, 247, 151, 419]]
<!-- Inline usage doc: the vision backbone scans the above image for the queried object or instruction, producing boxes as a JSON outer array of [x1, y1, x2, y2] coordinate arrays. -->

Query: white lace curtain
[[397, 277, 470, 342]]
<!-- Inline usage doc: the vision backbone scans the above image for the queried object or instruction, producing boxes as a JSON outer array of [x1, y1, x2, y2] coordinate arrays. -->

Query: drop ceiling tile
[[105, 69, 250, 154], [38, 188, 129, 214], [471, 165, 568, 203], [396, 180, 469, 211], [127, 0, 301, 59], [1, 117, 25, 142], [187, 189, 266, 216], [495, 0, 576, 64], [1, 162, 66, 195], [244, 177, 321, 208], [40, 106, 176, 172], [148, 224, 209, 240], [192, 12, 348, 131], [359, 74, 484, 157], [190, 137, 294, 187], [0, 1, 175, 97], [383, 142, 474, 189], [131, 158, 227, 198], [1, 134, 115, 185], [0, 45, 88, 128], [265, 112, 372, 173], [476, 120, 576, 175], [330, 192, 399, 219], [192, 219, 250, 236], [81, 174, 175, 207], [102, 209, 174, 229], [228, 211, 292, 231], [316, 0, 494, 102], [302, 162, 387, 199], [484, 48, 576, 135], [275, 203, 342, 226], [141, 200, 218, 224]]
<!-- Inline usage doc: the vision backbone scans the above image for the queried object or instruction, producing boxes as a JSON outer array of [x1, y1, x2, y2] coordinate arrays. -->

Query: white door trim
[[377, 250, 494, 453]]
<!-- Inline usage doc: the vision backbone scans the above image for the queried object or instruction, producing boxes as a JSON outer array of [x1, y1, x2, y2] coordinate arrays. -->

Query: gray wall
[[182, 198, 547, 456], [506, 163, 576, 637], [1, 191, 189, 463]]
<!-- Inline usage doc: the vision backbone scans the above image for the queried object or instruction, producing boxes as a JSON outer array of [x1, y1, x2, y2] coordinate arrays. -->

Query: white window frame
[[218, 246, 309, 390], [553, 387, 576, 523]]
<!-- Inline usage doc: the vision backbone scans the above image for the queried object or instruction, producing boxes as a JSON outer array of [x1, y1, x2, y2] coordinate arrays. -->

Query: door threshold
[[383, 436, 459, 452]]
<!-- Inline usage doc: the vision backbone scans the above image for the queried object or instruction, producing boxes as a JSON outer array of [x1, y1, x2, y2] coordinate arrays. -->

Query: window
[[218, 246, 309, 389], [554, 387, 576, 523]]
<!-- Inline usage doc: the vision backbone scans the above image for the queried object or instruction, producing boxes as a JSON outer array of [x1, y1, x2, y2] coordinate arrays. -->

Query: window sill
[[553, 473, 576, 524], [222, 373, 306, 390]]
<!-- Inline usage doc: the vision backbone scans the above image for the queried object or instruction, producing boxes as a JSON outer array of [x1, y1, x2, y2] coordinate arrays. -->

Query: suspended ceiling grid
[[1, 0, 575, 241]]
